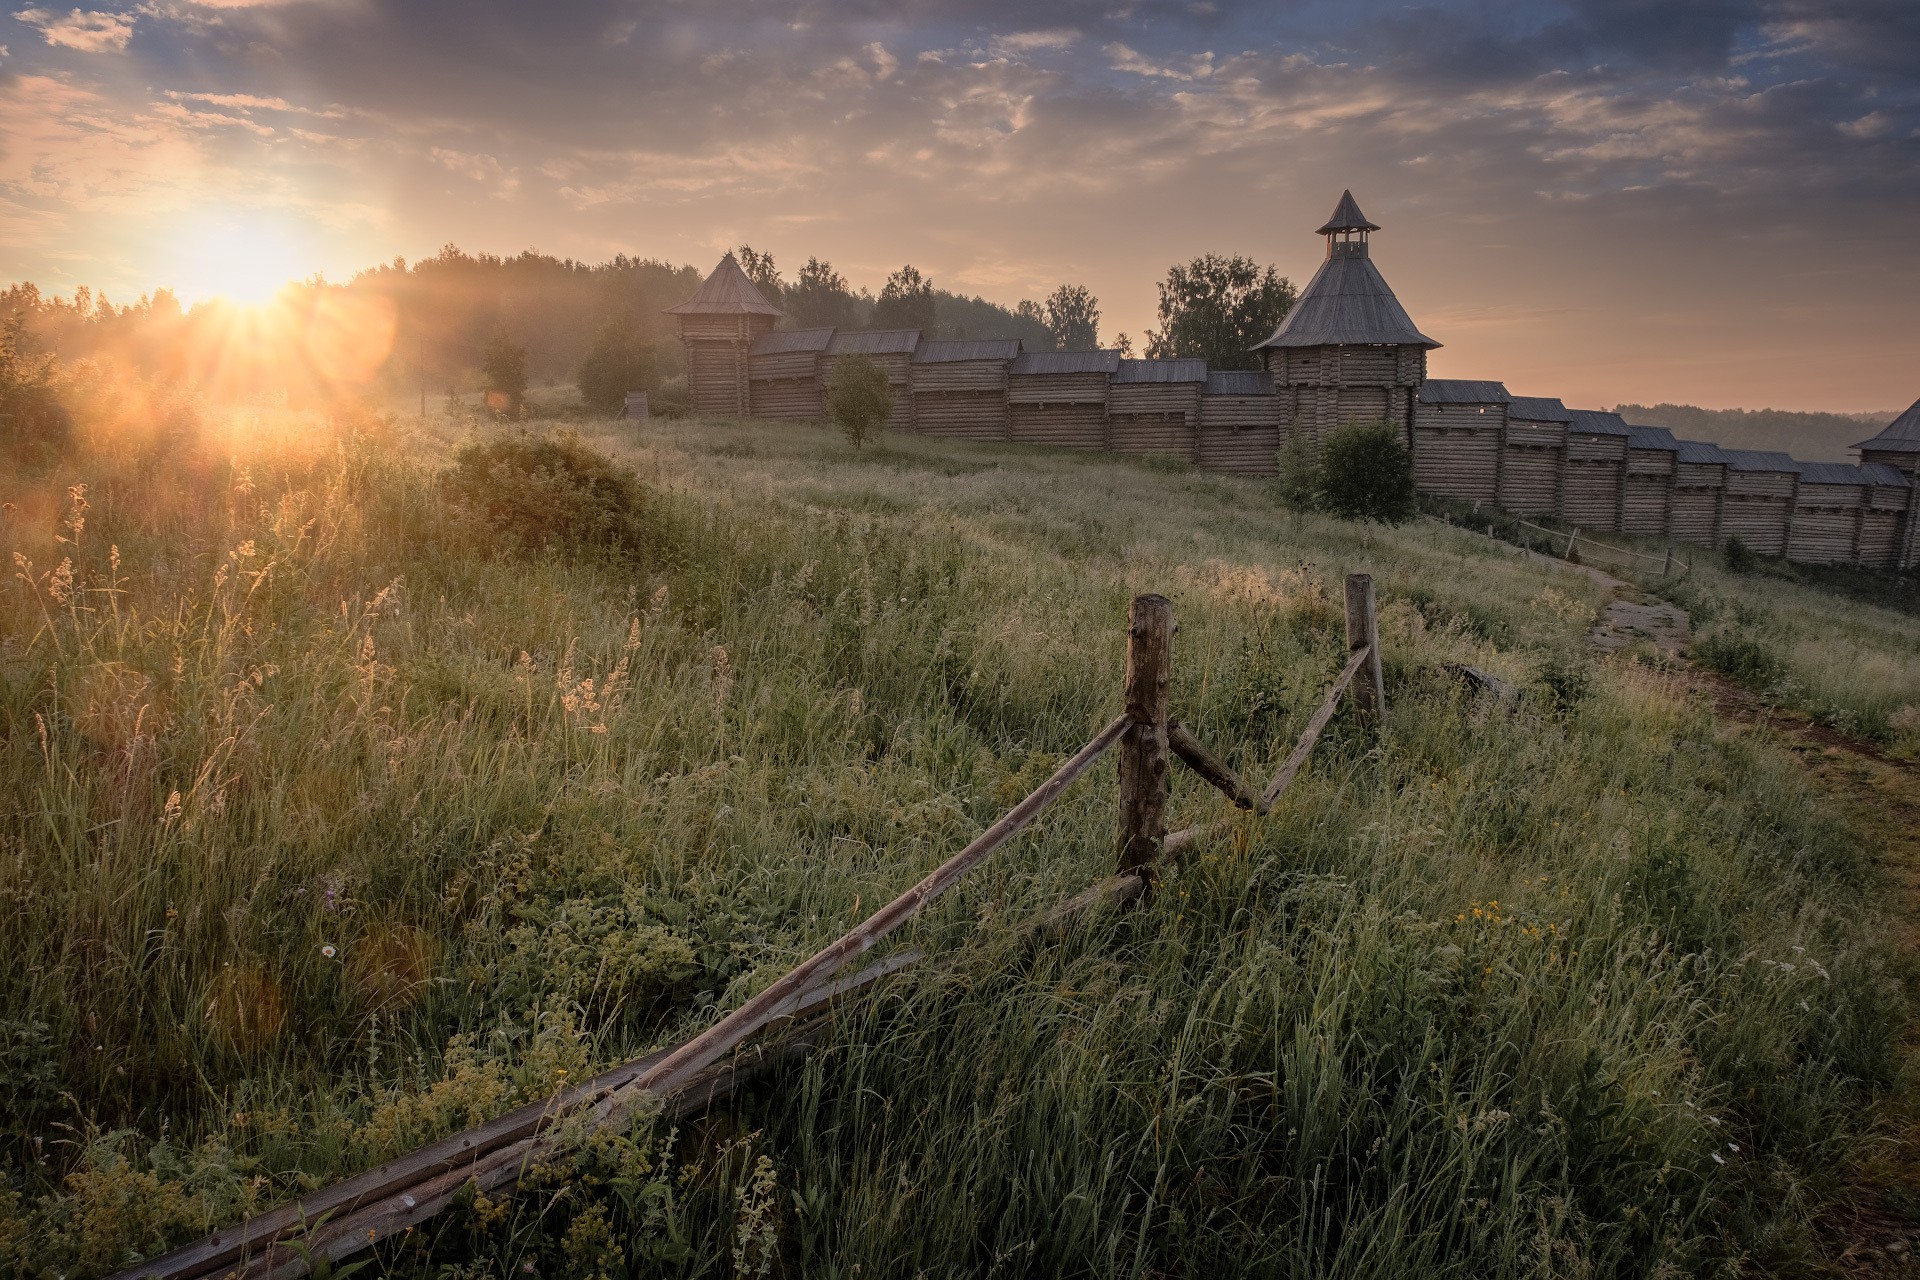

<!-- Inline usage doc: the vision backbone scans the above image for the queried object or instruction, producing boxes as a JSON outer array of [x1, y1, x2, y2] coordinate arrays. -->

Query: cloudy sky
[[3, 0, 1916, 411]]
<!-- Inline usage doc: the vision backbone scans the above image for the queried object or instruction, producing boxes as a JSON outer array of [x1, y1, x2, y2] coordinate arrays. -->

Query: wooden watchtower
[[665, 253, 783, 417], [1254, 191, 1440, 465], [1851, 397, 1920, 569]]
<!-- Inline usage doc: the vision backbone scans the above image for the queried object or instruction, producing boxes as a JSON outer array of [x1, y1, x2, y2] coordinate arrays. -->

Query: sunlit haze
[[3, 0, 1916, 410]]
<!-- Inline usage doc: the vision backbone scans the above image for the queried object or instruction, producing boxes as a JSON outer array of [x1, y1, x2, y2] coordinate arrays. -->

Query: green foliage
[[785, 256, 862, 330], [1723, 534, 1759, 574], [573, 313, 654, 416], [1143, 253, 1296, 371], [1692, 629, 1789, 688], [825, 354, 894, 450], [1041, 283, 1100, 350], [0, 398, 1911, 1277], [732, 245, 784, 309], [872, 265, 936, 333], [440, 429, 670, 562], [1276, 421, 1320, 510], [0, 312, 69, 467], [1317, 419, 1417, 523], [478, 329, 527, 414]]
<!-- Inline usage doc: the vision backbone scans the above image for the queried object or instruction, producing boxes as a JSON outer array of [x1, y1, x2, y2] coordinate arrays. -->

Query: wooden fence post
[[1344, 574, 1384, 733], [1117, 594, 1173, 881]]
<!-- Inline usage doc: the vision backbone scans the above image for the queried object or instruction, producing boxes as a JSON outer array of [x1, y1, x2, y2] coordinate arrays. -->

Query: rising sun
[[165, 213, 314, 307]]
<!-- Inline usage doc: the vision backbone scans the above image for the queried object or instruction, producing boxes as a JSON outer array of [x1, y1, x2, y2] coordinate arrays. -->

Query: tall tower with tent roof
[[1253, 190, 1439, 453], [665, 253, 783, 417]]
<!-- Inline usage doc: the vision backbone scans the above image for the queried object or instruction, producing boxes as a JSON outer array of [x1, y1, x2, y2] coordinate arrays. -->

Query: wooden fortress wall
[[705, 326, 1914, 571]]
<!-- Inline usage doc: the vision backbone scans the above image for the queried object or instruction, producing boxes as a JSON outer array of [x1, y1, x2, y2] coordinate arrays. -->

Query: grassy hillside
[[1613, 402, 1895, 462], [1, 411, 1914, 1276]]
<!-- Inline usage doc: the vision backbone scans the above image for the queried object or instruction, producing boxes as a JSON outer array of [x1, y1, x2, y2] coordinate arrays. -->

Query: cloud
[[12, 6, 136, 52]]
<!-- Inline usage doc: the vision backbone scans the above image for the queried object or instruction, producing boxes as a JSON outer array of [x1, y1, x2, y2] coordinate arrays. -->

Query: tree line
[[1, 245, 1299, 416]]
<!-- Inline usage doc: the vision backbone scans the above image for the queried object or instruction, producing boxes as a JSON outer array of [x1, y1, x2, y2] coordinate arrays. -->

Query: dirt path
[[1520, 542, 1920, 1275]]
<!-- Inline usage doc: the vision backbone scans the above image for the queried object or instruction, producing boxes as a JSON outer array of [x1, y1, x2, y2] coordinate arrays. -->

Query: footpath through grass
[[0, 411, 1912, 1277]]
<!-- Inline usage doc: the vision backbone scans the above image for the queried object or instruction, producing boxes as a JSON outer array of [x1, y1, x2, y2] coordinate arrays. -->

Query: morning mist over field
[[4, 0, 1918, 411]]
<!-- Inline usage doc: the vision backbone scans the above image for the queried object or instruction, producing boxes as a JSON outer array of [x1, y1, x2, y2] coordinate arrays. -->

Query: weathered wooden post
[[1117, 594, 1172, 881], [1344, 574, 1384, 733]]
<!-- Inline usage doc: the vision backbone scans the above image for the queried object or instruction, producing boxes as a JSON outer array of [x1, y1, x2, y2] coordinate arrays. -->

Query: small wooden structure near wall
[[1621, 425, 1680, 535], [825, 330, 921, 432], [1411, 379, 1508, 505], [1561, 410, 1631, 532], [665, 254, 782, 417], [1499, 395, 1572, 516], [1719, 450, 1799, 557], [1669, 440, 1731, 546], [1197, 372, 1281, 475], [1108, 359, 1208, 457], [909, 339, 1022, 441], [1007, 350, 1120, 450], [748, 328, 834, 420]]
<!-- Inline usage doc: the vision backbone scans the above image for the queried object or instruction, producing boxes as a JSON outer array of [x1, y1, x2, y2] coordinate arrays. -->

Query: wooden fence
[[110, 575, 1387, 1280]]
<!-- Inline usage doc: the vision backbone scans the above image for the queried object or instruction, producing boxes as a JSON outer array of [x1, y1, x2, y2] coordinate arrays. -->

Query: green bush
[[1723, 535, 1758, 574], [825, 354, 893, 449], [440, 429, 671, 563], [1318, 418, 1416, 524], [1276, 421, 1319, 510], [1691, 628, 1788, 688], [575, 313, 654, 416]]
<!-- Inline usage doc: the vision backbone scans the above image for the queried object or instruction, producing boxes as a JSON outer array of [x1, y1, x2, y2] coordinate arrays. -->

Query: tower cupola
[[1316, 189, 1380, 259]]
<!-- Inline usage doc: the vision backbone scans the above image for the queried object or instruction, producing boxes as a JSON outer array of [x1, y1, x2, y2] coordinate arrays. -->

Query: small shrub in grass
[[440, 429, 672, 563], [1276, 422, 1319, 510], [1723, 535, 1758, 574], [1318, 419, 1416, 524], [1692, 628, 1788, 688], [825, 354, 893, 449]]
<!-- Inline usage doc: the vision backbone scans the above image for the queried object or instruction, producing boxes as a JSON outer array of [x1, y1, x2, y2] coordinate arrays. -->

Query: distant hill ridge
[[1613, 403, 1898, 463]]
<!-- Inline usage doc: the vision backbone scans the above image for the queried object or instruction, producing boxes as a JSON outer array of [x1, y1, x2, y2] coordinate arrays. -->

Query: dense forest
[[1616, 401, 1896, 462], [0, 247, 1096, 410]]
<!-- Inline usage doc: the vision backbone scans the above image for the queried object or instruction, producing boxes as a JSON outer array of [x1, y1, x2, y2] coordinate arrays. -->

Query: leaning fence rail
[[110, 574, 1388, 1280], [1433, 512, 1693, 576]]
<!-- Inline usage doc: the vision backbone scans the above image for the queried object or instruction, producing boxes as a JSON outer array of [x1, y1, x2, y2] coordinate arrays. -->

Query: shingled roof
[[1626, 425, 1680, 451], [1723, 449, 1799, 474], [1115, 358, 1208, 384], [1253, 253, 1440, 350], [1010, 350, 1123, 376], [1507, 395, 1574, 423], [1317, 190, 1379, 235], [1418, 379, 1510, 405], [1567, 410, 1631, 437], [1675, 440, 1732, 465], [1852, 396, 1920, 451], [664, 253, 783, 317], [911, 338, 1022, 363], [750, 328, 834, 355], [826, 329, 922, 356], [1204, 371, 1275, 396], [1794, 461, 1870, 486]]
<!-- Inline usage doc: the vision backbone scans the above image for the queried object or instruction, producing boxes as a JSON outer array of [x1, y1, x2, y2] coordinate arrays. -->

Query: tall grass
[[0, 411, 1907, 1276]]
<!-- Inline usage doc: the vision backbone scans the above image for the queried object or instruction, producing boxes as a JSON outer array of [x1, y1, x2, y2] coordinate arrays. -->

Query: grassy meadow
[[1, 408, 1915, 1277]]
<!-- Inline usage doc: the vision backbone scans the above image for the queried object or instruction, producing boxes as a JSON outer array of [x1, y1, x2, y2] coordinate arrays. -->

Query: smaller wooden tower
[[1254, 191, 1440, 463], [665, 254, 783, 417]]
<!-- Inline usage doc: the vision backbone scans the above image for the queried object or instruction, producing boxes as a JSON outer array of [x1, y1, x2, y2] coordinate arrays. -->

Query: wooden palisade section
[[662, 211, 1920, 571], [117, 582, 1387, 1280]]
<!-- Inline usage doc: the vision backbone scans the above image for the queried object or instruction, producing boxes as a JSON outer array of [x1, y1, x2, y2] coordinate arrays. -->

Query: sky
[[2, 0, 1917, 412]]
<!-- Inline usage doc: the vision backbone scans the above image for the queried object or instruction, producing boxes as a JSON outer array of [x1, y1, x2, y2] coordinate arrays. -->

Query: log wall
[[1411, 402, 1503, 504], [1197, 395, 1280, 476], [1561, 436, 1626, 531], [1621, 449, 1676, 535]]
